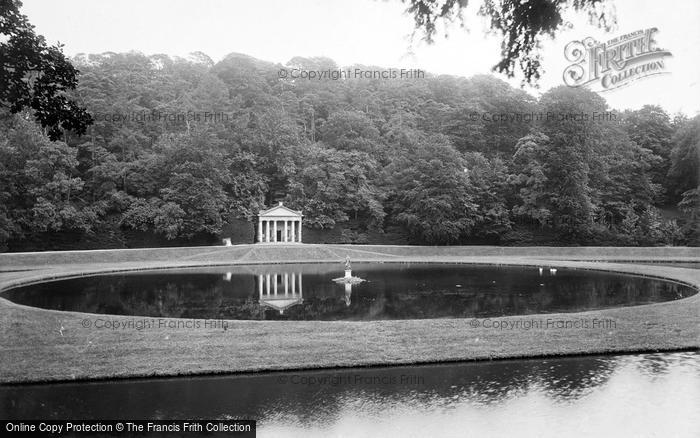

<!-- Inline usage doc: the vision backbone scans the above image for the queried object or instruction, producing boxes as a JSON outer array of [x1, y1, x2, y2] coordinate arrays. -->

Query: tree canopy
[[0, 48, 696, 250], [0, 0, 93, 140]]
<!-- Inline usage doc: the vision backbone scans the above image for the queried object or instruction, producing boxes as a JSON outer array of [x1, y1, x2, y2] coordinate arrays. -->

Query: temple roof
[[258, 202, 303, 217]]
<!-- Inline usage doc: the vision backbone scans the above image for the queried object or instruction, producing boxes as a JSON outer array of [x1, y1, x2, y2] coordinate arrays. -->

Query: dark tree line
[[1, 50, 697, 250]]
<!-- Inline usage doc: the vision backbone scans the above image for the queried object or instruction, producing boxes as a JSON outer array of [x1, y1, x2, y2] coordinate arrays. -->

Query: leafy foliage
[[403, 0, 616, 84], [0, 0, 93, 139], [388, 133, 478, 244], [0, 48, 696, 249]]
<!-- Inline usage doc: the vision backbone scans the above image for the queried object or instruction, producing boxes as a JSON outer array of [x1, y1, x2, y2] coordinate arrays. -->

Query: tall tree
[[387, 133, 478, 244], [121, 128, 237, 239], [537, 86, 606, 240], [281, 143, 385, 229], [1, 0, 93, 140], [667, 115, 700, 243], [0, 114, 96, 249], [622, 105, 672, 199], [509, 132, 552, 227]]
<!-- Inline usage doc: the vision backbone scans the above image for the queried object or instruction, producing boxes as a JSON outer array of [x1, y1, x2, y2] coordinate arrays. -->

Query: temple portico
[[257, 202, 303, 243]]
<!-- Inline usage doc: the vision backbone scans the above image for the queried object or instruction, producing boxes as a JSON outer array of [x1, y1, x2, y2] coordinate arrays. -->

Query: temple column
[[273, 221, 277, 242], [258, 220, 263, 243], [290, 221, 296, 243], [265, 220, 270, 243], [283, 221, 288, 242], [298, 220, 302, 242]]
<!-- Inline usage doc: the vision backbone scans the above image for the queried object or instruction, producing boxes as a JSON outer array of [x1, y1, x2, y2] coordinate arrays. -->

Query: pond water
[[1, 352, 698, 437], [2, 263, 695, 320]]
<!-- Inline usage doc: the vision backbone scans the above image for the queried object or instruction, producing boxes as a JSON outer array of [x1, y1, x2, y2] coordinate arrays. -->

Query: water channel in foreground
[[1, 352, 698, 437]]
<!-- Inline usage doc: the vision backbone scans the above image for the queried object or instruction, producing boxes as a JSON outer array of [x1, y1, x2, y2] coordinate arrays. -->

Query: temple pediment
[[258, 202, 303, 218]]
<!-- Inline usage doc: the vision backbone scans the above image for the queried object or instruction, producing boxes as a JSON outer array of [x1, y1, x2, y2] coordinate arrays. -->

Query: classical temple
[[256, 202, 303, 243]]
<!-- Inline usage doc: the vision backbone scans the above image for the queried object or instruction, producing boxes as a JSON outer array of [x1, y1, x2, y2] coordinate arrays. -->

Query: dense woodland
[[0, 51, 698, 250]]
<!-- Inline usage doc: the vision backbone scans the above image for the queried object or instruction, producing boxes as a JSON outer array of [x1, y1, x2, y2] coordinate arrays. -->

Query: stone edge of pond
[[0, 248, 699, 385]]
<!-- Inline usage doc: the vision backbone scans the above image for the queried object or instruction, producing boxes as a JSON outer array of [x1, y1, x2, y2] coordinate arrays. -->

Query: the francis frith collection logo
[[563, 27, 672, 91]]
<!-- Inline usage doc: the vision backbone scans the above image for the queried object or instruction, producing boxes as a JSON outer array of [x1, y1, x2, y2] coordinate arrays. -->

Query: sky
[[20, 0, 700, 115]]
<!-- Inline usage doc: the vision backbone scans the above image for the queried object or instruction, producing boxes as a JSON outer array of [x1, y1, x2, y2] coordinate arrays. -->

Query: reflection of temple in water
[[257, 272, 304, 314], [223, 268, 355, 315]]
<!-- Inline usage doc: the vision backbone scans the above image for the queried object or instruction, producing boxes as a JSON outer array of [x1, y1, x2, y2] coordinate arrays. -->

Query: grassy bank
[[0, 246, 698, 384], [2, 244, 699, 269]]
